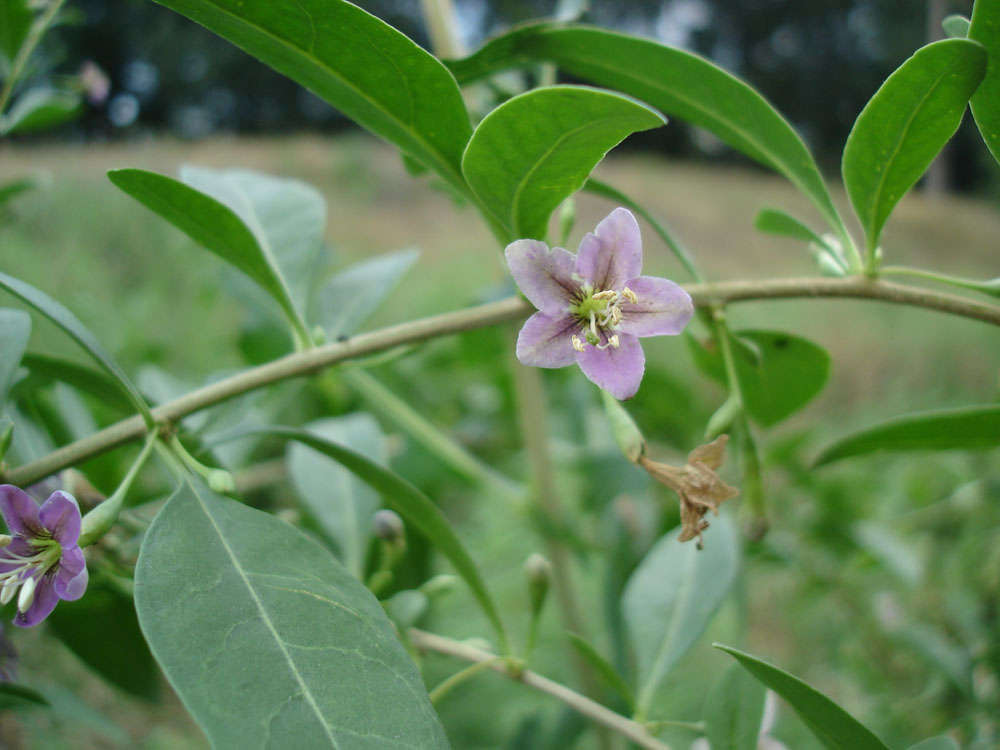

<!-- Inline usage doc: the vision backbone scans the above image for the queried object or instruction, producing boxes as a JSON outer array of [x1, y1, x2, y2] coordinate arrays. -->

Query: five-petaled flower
[[0, 485, 88, 627], [505, 207, 693, 400]]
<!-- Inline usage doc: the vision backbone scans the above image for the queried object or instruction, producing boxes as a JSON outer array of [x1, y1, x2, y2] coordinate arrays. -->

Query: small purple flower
[[0, 486, 88, 627], [505, 207, 694, 400]]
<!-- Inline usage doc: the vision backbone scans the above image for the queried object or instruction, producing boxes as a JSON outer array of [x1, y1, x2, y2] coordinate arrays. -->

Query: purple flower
[[0, 486, 88, 627], [505, 207, 693, 400]]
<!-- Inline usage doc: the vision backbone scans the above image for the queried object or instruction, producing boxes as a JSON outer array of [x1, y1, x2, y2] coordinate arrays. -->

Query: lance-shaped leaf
[[0, 0, 32, 68], [0, 272, 152, 424], [462, 85, 663, 240], [211, 425, 511, 654], [814, 405, 1000, 466], [0, 309, 30, 405], [566, 632, 635, 710], [149, 0, 471, 189], [906, 738, 960, 750], [703, 664, 766, 750], [715, 644, 891, 750], [107, 168, 310, 343], [134, 477, 449, 749], [970, 0, 1000, 163], [842, 39, 987, 253], [448, 23, 846, 239], [287, 415, 386, 579], [753, 208, 826, 246], [624, 515, 737, 717], [0, 88, 81, 136]]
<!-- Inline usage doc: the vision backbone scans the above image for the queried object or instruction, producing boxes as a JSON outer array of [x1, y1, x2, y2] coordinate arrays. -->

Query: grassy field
[[1, 135, 998, 749]]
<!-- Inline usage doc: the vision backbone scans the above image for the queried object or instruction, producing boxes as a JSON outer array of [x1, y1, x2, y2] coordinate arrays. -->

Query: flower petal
[[54, 547, 88, 601], [516, 312, 579, 368], [618, 276, 694, 337], [505, 239, 579, 315], [0, 485, 41, 536], [575, 208, 642, 290], [38, 491, 82, 546], [576, 333, 645, 400], [13, 576, 58, 628]]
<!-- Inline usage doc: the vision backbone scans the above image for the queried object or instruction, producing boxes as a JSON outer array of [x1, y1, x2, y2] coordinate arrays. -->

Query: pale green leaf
[[814, 405, 1000, 466], [942, 15, 971, 38], [134, 477, 449, 749], [462, 85, 663, 239], [150, 0, 471, 189], [704, 664, 766, 750], [566, 632, 635, 710], [842, 39, 987, 252], [970, 0, 1000, 163], [624, 515, 738, 716], [716, 644, 891, 750], [0, 88, 81, 135], [0, 309, 30, 406], [753, 208, 825, 245], [906, 737, 960, 750], [287, 414, 386, 579]]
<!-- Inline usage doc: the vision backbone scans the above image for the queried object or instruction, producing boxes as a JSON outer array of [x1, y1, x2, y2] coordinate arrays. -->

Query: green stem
[[428, 657, 504, 704], [881, 265, 1000, 298], [339, 368, 524, 501], [77, 430, 158, 547], [642, 719, 704, 733], [0, 0, 66, 117], [4, 277, 999, 489], [167, 436, 234, 493]]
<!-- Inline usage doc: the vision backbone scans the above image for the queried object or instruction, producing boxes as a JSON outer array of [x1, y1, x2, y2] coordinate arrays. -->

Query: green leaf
[[687, 330, 831, 427], [906, 738, 960, 750], [0, 87, 81, 135], [0, 309, 30, 406], [566, 632, 635, 710], [462, 85, 663, 240], [753, 208, 825, 245], [0, 683, 50, 710], [814, 405, 1000, 466], [0, 0, 32, 69], [842, 39, 987, 253], [211, 425, 511, 654], [179, 167, 326, 307], [134, 476, 449, 749], [715, 644, 891, 750], [317, 248, 420, 339], [703, 664, 766, 750], [287, 414, 386, 579], [150, 0, 471, 189], [0, 176, 37, 210], [47, 582, 159, 701], [624, 515, 738, 717], [448, 23, 846, 239], [0, 272, 152, 423], [107, 168, 310, 343], [942, 15, 971, 38], [970, 0, 1000, 163], [16, 353, 135, 413]]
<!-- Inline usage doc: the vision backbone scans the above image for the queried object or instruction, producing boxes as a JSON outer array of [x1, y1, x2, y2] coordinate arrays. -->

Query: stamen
[[0, 535, 11, 548], [571, 335, 586, 353], [0, 577, 17, 605], [622, 287, 638, 304], [17, 575, 36, 613], [589, 310, 599, 338], [592, 290, 617, 300], [609, 335, 620, 348]]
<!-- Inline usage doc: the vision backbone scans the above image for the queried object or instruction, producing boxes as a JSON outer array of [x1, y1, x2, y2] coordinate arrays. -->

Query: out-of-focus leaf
[[107, 168, 309, 341], [753, 208, 825, 246], [0, 176, 37, 209], [703, 663, 766, 750], [687, 330, 830, 427], [287, 414, 386, 579], [0, 683, 50, 710], [852, 521, 923, 584], [0, 309, 30, 405], [317, 248, 420, 339], [716, 644, 891, 750], [624, 515, 738, 716], [0, 271, 152, 423], [462, 85, 663, 240], [134, 477, 449, 748], [47, 582, 159, 701], [0, 0, 32, 69], [179, 167, 325, 306], [149, 0, 471, 190], [383, 589, 429, 631], [842, 39, 987, 252], [16, 353, 134, 413], [211, 424, 511, 654], [566, 632, 635, 709], [447, 23, 846, 238], [814, 405, 1000, 466], [943, 14, 971, 38], [0, 88, 81, 135], [906, 738, 960, 750], [970, 0, 1000, 163], [896, 624, 972, 696]]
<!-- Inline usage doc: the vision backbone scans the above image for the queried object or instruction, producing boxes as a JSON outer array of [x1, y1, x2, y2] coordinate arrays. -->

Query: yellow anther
[[610, 306, 622, 325], [571, 335, 586, 352], [592, 290, 617, 300], [609, 335, 620, 349], [622, 287, 638, 304]]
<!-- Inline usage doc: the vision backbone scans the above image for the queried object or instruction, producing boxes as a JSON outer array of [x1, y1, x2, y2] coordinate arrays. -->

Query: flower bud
[[207, 469, 236, 494], [601, 389, 645, 463], [523, 553, 552, 618], [373, 510, 405, 545]]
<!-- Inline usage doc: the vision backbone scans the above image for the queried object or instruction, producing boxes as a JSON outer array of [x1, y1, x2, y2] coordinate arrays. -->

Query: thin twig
[[4, 277, 998, 487], [409, 628, 672, 750]]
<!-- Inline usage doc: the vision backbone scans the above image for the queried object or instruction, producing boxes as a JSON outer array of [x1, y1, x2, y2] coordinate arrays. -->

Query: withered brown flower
[[637, 435, 739, 546]]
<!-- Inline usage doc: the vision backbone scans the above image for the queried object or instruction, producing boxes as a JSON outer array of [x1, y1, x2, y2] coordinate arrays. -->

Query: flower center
[[568, 284, 638, 353], [0, 536, 62, 614]]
